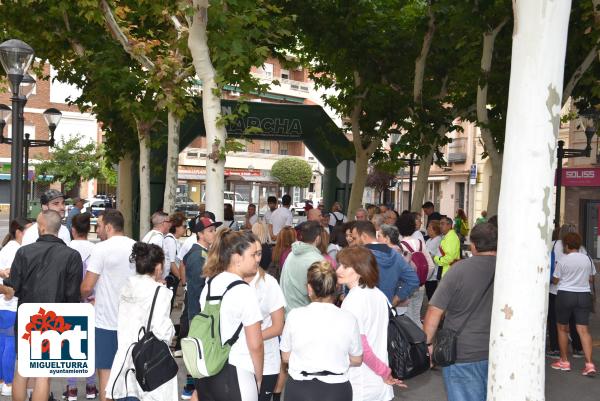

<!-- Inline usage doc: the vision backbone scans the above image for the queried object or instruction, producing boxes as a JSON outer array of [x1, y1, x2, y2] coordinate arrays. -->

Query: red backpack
[[400, 241, 429, 286]]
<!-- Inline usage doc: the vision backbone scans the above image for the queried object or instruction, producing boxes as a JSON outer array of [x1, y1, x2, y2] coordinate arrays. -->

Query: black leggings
[[196, 363, 258, 401], [284, 377, 352, 401], [258, 374, 278, 401]]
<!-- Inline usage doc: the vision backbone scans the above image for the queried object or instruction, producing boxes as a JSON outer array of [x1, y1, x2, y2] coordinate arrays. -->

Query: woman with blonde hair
[[197, 229, 264, 401], [252, 222, 273, 270], [280, 261, 363, 401]]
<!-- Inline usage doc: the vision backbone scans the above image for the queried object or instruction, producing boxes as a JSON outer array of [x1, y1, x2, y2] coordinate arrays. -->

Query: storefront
[[562, 167, 600, 259]]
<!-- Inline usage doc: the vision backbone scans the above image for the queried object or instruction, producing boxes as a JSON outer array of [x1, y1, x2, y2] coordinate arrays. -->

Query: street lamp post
[[0, 39, 34, 221], [554, 108, 600, 233]]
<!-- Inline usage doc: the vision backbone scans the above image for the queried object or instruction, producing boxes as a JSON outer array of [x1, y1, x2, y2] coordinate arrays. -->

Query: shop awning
[[226, 175, 279, 183]]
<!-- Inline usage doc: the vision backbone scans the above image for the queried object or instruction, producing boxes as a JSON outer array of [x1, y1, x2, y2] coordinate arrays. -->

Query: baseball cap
[[41, 189, 65, 205], [194, 217, 222, 233]]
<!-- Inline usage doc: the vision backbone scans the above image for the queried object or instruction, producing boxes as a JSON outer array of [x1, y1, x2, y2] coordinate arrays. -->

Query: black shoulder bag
[[111, 286, 178, 398], [431, 274, 495, 367]]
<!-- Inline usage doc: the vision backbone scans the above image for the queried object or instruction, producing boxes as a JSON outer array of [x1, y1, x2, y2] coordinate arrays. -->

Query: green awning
[[179, 99, 355, 168]]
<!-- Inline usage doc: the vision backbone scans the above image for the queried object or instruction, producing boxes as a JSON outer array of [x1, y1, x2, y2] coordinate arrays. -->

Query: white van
[[202, 191, 249, 214]]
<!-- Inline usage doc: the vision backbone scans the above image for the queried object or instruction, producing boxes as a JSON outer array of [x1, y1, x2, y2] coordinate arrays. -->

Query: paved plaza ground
[[0, 213, 599, 400]]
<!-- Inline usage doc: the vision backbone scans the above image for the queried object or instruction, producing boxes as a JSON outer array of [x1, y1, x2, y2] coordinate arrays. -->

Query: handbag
[[111, 286, 178, 398], [431, 274, 494, 367]]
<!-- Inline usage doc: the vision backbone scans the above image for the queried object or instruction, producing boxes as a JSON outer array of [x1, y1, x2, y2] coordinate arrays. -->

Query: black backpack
[[112, 286, 178, 396], [387, 306, 430, 380]]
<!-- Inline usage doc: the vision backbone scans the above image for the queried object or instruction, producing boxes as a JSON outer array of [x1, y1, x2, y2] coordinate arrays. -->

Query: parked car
[[175, 195, 200, 218], [202, 191, 249, 214], [82, 198, 111, 217]]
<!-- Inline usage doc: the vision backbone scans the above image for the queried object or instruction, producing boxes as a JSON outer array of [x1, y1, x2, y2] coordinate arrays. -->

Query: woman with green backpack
[[193, 229, 264, 401]]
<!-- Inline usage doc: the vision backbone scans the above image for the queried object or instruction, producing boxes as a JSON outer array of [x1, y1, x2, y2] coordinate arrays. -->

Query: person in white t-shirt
[[280, 260, 363, 401], [337, 246, 405, 400], [0, 218, 31, 397], [551, 232, 597, 376], [269, 195, 293, 240], [21, 189, 71, 245], [80, 210, 136, 401], [397, 213, 435, 327], [197, 230, 264, 401], [141, 211, 170, 276], [66, 212, 98, 399], [246, 244, 285, 401], [328, 202, 348, 227], [244, 204, 259, 230], [262, 196, 278, 225]]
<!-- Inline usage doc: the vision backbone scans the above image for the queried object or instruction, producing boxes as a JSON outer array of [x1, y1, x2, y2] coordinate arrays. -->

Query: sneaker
[[573, 350, 584, 359], [65, 387, 77, 401], [181, 384, 195, 400], [49, 393, 57, 401], [173, 349, 183, 358], [551, 359, 571, 371], [61, 386, 69, 400], [86, 384, 98, 399], [582, 362, 597, 376], [1, 384, 12, 396], [546, 350, 561, 359]]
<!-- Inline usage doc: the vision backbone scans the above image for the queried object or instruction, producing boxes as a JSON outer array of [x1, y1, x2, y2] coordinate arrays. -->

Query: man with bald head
[[306, 208, 322, 222], [7, 210, 82, 401]]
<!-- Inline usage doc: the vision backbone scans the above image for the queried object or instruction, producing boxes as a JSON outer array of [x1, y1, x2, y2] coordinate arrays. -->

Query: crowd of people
[[0, 190, 595, 401]]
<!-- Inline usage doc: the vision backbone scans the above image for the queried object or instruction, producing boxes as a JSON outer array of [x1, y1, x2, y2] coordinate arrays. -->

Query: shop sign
[[178, 166, 261, 177], [560, 167, 600, 187]]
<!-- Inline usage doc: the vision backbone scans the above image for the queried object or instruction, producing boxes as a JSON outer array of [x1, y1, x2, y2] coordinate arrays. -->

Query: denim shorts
[[442, 359, 488, 401], [95, 327, 118, 369]]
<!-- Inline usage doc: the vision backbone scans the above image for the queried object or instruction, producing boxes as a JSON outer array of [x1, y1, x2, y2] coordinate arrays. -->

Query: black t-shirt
[[430, 255, 496, 362]]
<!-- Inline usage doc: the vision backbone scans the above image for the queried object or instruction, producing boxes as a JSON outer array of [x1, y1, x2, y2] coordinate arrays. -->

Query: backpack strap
[[146, 286, 161, 333], [221, 280, 248, 346], [400, 241, 415, 254]]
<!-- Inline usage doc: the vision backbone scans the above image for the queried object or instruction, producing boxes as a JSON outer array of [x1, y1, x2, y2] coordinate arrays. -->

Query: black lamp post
[[398, 155, 420, 211], [554, 108, 600, 233], [0, 39, 34, 221]]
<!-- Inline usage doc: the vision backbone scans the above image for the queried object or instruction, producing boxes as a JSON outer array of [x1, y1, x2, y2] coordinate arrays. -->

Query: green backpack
[[181, 278, 247, 378]]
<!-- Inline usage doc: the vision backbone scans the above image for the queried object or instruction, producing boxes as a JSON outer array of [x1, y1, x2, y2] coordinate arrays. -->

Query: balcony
[[447, 137, 467, 163]]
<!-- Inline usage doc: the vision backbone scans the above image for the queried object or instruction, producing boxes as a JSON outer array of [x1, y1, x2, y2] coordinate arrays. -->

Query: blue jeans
[[442, 360, 488, 401]]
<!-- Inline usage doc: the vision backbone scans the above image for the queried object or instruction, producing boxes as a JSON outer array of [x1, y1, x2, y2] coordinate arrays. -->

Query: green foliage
[[271, 157, 313, 188], [35, 135, 105, 190]]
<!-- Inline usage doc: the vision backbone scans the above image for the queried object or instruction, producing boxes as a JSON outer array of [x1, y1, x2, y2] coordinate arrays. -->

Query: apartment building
[[177, 57, 328, 210], [0, 64, 103, 206]]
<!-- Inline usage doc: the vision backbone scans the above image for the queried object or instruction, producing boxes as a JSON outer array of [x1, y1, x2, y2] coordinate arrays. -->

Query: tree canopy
[[271, 157, 313, 188]]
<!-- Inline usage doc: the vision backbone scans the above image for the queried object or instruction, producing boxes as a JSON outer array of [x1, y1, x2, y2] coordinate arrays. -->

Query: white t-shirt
[[342, 286, 393, 401], [162, 233, 178, 278], [250, 272, 286, 375], [22, 223, 71, 246], [178, 234, 197, 263], [328, 211, 347, 227], [280, 302, 362, 384], [550, 241, 588, 295], [142, 229, 170, 276], [248, 214, 258, 227], [87, 235, 136, 330], [411, 230, 426, 244], [263, 209, 275, 225], [0, 240, 20, 312], [222, 220, 240, 231], [69, 239, 95, 275], [426, 236, 442, 281], [270, 207, 293, 236], [554, 252, 596, 293], [199, 271, 262, 373]]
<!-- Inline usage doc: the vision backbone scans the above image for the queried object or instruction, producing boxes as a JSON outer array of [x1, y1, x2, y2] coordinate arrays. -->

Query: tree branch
[[62, 11, 85, 57], [562, 44, 598, 105], [99, 0, 155, 70], [414, 6, 435, 105]]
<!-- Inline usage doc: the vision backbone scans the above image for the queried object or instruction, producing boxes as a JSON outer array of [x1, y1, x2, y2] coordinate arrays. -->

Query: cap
[[194, 217, 222, 233], [41, 189, 65, 205]]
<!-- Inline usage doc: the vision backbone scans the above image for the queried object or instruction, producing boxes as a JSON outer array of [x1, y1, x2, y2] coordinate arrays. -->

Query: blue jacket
[[365, 243, 419, 302]]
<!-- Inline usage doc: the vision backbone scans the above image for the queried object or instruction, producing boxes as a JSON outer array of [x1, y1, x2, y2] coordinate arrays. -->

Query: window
[[7, 124, 35, 140], [260, 140, 271, 154], [279, 141, 288, 155], [263, 63, 274, 79], [281, 69, 290, 80]]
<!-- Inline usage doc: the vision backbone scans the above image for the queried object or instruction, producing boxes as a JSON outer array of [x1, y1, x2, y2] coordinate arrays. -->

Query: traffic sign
[[337, 160, 355, 184]]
